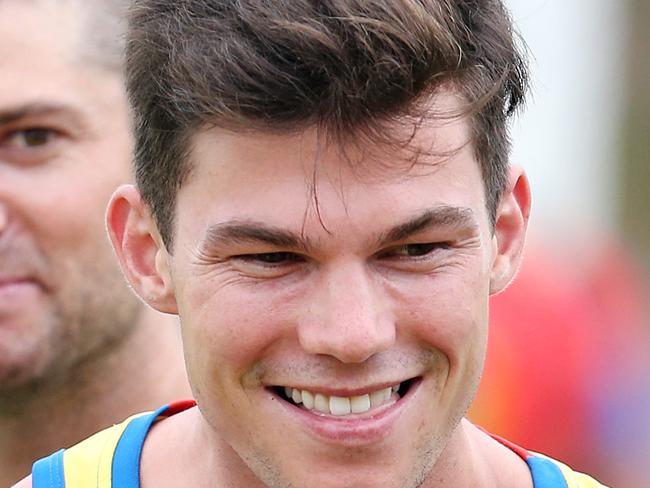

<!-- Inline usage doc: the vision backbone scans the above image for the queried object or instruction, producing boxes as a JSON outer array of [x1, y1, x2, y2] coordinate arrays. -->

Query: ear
[[489, 166, 531, 294], [106, 185, 178, 314]]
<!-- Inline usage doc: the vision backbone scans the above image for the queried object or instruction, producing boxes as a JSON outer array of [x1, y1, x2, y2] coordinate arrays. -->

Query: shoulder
[[532, 454, 610, 488], [26, 402, 196, 488], [26, 409, 159, 488], [475, 423, 609, 488]]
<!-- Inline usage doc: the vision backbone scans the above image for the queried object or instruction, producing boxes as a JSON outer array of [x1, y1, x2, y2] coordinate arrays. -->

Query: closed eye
[[234, 251, 305, 266], [379, 242, 450, 259]]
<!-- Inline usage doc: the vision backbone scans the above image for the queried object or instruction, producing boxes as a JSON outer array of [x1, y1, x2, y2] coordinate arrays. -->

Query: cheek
[[394, 266, 490, 367], [23, 162, 128, 254], [177, 281, 292, 388]]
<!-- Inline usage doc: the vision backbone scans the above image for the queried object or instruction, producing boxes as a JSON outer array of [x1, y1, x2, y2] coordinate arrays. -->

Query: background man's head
[[0, 0, 140, 400], [125, 0, 528, 251]]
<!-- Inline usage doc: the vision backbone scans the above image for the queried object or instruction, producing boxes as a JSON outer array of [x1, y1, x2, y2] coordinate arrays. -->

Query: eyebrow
[[0, 103, 80, 125], [201, 220, 312, 252], [377, 206, 477, 246], [200, 206, 477, 254]]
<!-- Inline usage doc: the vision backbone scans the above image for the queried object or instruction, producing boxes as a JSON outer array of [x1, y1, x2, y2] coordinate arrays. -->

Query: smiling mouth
[[271, 378, 418, 417]]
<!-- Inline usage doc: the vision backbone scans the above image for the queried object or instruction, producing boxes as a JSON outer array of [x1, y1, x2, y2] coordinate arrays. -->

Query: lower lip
[[0, 280, 41, 304], [272, 379, 422, 446]]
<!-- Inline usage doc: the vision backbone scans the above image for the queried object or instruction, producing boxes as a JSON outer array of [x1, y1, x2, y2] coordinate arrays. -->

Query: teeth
[[330, 396, 351, 416], [350, 394, 371, 413], [281, 384, 400, 416], [314, 393, 329, 413], [369, 389, 386, 407], [291, 388, 303, 404], [302, 390, 314, 409]]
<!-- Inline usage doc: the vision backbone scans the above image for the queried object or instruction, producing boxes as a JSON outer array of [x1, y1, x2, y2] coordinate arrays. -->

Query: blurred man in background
[[0, 0, 190, 484]]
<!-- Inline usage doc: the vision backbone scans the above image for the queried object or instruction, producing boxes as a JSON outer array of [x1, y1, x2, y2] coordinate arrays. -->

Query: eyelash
[[381, 242, 451, 259], [236, 252, 305, 266]]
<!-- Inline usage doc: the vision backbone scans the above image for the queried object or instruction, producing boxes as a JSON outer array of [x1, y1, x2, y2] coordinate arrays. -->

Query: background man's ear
[[106, 185, 178, 314], [489, 166, 532, 295]]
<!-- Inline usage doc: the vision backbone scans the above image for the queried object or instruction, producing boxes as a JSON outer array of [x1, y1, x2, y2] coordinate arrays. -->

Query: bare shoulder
[[12, 474, 32, 488], [141, 404, 202, 487], [465, 420, 534, 488]]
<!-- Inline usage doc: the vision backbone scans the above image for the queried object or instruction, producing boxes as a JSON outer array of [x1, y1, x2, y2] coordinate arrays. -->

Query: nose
[[298, 261, 395, 363]]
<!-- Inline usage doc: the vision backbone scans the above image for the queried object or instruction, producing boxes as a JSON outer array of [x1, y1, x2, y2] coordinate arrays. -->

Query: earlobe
[[489, 166, 531, 295], [106, 185, 178, 314]]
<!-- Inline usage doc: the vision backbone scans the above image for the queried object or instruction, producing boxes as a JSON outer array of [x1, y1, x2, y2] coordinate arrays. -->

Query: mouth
[[0, 277, 41, 300], [271, 377, 419, 417]]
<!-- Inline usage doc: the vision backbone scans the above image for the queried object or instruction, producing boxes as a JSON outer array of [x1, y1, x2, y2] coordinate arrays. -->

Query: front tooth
[[381, 387, 392, 402], [314, 393, 329, 413], [392, 384, 400, 393], [350, 394, 371, 413], [285, 387, 292, 398], [291, 388, 303, 404], [369, 389, 385, 407], [302, 390, 314, 409], [330, 396, 351, 416]]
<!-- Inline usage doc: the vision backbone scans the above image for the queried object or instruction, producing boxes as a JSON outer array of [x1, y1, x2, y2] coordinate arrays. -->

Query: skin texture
[[1, 1, 190, 485], [99, 93, 532, 488]]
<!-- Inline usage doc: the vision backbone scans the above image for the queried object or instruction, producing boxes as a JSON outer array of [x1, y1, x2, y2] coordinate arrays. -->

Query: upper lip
[[0, 275, 33, 286]]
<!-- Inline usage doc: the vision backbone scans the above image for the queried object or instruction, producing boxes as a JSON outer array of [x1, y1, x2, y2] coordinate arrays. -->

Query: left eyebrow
[[376, 206, 478, 247]]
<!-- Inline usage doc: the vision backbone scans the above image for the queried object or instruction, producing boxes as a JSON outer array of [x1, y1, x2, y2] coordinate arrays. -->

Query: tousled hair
[[126, 0, 529, 250]]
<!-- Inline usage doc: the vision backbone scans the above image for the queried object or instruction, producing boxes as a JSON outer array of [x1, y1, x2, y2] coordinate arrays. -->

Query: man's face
[[0, 1, 140, 394], [164, 101, 505, 487]]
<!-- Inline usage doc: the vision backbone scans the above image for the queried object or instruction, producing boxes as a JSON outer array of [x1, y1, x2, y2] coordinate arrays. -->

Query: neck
[[142, 414, 533, 488], [0, 309, 191, 487]]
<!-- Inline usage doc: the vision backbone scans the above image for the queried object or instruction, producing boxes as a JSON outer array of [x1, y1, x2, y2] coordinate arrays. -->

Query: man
[[0, 0, 189, 485], [19, 1, 607, 487]]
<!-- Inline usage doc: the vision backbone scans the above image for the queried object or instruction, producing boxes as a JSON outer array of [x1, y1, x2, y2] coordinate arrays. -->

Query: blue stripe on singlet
[[527, 455, 569, 488], [32, 448, 65, 488], [111, 405, 170, 488]]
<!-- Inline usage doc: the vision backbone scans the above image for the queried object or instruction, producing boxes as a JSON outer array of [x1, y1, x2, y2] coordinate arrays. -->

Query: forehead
[[0, 0, 82, 63], [0, 0, 107, 96], [176, 100, 487, 246], [0, 0, 124, 124], [187, 92, 473, 187]]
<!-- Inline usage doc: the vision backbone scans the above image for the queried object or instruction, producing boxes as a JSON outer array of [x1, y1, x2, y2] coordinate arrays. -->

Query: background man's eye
[[10, 128, 55, 148]]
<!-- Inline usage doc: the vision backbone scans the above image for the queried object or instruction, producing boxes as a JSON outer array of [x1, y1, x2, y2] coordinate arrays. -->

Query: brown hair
[[126, 0, 528, 250]]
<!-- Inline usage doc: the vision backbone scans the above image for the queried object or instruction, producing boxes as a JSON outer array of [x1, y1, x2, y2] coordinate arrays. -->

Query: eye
[[6, 128, 58, 148], [381, 242, 450, 259], [236, 252, 304, 265], [0, 127, 64, 166]]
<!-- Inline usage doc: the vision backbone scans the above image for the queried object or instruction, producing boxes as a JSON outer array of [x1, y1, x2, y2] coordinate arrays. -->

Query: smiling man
[[0, 1, 190, 485], [19, 1, 607, 487]]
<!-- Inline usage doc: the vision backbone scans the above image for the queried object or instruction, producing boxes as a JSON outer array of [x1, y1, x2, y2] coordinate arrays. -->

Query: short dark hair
[[126, 0, 528, 250]]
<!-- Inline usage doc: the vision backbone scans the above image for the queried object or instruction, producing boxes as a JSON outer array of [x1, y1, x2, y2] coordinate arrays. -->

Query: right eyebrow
[[200, 220, 313, 253], [0, 103, 78, 125]]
